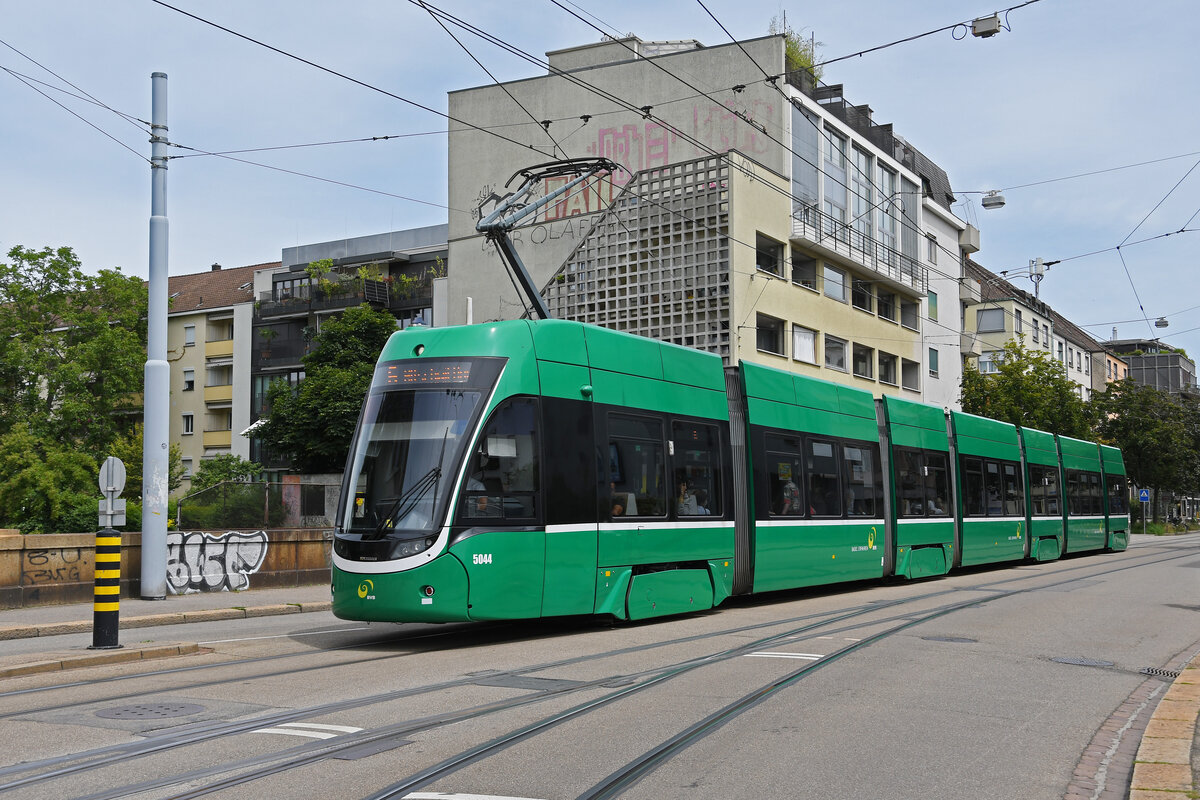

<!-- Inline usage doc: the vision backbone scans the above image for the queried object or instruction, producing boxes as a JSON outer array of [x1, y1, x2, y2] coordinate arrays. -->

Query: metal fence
[[178, 481, 339, 529]]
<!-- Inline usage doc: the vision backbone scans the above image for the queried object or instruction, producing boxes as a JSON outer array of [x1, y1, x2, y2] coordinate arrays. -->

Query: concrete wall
[[0, 528, 331, 610]]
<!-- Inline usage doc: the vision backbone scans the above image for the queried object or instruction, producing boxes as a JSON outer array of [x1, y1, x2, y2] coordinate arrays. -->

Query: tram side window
[[766, 434, 804, 517], [460, 398, 539, 521], [1107, 476, 1128, 515], [962, 457, 986, 517], [1086, 472, 1103, 515], [985, 461, 1003, 515], [1029, 465, 1061, 516], [896, 448, 925, 517], [673, 421, 721, 517], [842, 444, 880, 517], [1066, 470, 1084, 516], [607, 414, 667, 518], [926, 452, 950, 517], [807, 439, 842, 517], [1002, 462, 1024, 516]]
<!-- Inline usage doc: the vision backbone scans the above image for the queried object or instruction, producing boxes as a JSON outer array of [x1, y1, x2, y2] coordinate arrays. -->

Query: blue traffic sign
[[1139, 488, 1151, 503]]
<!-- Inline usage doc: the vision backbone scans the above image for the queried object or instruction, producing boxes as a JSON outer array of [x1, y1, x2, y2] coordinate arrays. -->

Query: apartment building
[[1106, 337, 1197, 395], [167, 262, 278, 490], [961, 260, 1100, 400], [445, 34, 973, 407]]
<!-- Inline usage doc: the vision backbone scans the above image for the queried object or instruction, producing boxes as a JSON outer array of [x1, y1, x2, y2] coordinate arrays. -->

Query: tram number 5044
[[472, 553, 493, 565]]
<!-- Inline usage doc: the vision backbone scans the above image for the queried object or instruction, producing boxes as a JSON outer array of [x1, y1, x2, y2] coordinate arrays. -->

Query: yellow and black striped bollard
[[90, 528, 123, 650]]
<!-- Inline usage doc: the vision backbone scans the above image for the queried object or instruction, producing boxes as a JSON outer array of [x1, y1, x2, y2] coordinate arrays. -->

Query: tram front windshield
[[340, 358, 500, 538]]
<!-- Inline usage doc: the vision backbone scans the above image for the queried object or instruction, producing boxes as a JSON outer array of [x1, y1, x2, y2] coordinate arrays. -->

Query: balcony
[[204, 383, 233, 404], [791, 205, 927, 294], [202, 429, 232, 448], [256, 278, 403, 319], [205, 338, 234, 358]]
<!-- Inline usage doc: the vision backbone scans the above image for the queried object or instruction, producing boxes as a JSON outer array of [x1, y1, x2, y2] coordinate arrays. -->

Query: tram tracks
[[1, 542, 1192, 800]]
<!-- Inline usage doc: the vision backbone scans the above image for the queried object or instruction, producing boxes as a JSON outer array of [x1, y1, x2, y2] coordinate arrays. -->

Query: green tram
[[331, 319, 1129, 624]]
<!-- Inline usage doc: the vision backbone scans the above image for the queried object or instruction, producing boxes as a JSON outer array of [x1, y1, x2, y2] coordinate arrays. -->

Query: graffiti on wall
[[166, 530, 269, 594], [22, 548, 86, 585]]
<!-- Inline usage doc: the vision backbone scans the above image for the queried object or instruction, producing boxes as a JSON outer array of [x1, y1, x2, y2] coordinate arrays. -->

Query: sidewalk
[[0, 583, 332, 679]]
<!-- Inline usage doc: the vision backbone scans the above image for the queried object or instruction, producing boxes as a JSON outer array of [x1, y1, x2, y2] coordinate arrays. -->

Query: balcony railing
[[205, 339, 234, 358], [204, 384, 233, 404], [791, 205, 927, 293], [202, 429, 232, 448], [255, 278, 424, 319]]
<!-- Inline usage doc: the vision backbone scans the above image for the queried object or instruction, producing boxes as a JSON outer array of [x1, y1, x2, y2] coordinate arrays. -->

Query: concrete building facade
[[445, 34, 973, 406]]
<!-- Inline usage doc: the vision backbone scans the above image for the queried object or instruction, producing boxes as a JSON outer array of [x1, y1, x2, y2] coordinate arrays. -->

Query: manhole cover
[[1051, 657, 1114, 668], [922, 636, 977, 643], [96, 703, 205, 720]]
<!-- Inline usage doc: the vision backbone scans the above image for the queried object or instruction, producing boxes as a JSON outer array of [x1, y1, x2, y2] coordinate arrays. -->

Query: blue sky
[[2, 0, 1197, 358]]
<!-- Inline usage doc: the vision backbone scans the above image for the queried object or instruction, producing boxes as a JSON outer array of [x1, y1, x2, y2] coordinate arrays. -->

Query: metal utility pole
[[141, 72, 169, 600]]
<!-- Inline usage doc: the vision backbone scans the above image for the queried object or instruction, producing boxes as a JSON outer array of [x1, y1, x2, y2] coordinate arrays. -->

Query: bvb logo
[[1016, 522, 1023, 539], [868, 527, 878, 550], [357, 579, 375, 599]]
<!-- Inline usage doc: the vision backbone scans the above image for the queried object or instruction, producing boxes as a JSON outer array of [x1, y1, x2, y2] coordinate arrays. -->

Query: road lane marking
[[745, 652, 823, 660], [251, 722, 363, 739]]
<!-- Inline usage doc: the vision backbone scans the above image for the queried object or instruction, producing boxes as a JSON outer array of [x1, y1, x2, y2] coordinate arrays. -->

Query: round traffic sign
[[99, 456, 126, 494]]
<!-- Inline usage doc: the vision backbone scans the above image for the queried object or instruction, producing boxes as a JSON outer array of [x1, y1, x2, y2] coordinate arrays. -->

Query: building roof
[[167, 262, 279, 314]]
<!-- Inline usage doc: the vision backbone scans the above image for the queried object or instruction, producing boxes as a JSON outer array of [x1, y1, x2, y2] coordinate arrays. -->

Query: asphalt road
[[0, 533, 1196, 800]]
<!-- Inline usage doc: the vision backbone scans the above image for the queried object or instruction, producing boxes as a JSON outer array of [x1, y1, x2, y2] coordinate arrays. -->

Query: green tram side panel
[[1057, 435, 1106, 554], [1020, 426, 1065, 560], [753, 520, 884, 592], [1099, 444, 1129, 550], [1020, 426, 1060, 467], [960, 518, 1028, 566], [740, 363, 884, 592], [881, 395, 949, 451], [951, 411, 1021, 461]]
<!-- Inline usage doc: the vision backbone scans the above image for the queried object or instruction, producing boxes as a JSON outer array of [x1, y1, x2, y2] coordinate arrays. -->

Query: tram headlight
[[393, 537, 434, 558]]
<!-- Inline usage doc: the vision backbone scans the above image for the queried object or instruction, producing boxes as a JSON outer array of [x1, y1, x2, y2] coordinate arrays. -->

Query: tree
[[188, 453, 262, 494], [0, 245, 147, 453], [0, 425, 98, 534], [1091, 379, 1198, 520], [961, 339, 1093, 438], [257, 304, 397, 473]]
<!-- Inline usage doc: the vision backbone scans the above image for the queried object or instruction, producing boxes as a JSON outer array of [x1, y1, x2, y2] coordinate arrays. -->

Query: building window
[[1042, 323, 1050, 348], [183, 368, 195, 392], [928, 291, 938, 322], [851, 280, 873, 313], [928, 348, 940, 378], [1085, 355, 1090, 375], [901, 359, 920, 391], [825, 131, 846, 169], [978, 351, 1002, 374], [756, 314, 785, 355], [977, 308, 1005, 332], [1015, 309, 1023, 335], [877, 291, 896, 322], [792, 255, 817, 289], [851, 147, 873, 239], [792, 326, 817, 364], [181, 457, 193, 478], [182, 413, 194, 435], [825, 335, 847, 372], [900, 299, 919, 331], [877, 166, 897, 252], [852, 344, 874, 379], [1032, 319, 1039, 343], [755, 234, 784, 277], [926, 235, 937, 264], [1057, 342, 1064, 363], [878, 352, 898, 385], [823, 265, 847, 302], [184, 324, 195, 347]]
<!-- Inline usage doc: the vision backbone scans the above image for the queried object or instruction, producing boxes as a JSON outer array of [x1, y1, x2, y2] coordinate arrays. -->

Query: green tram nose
[[332, 554, 471, 623]]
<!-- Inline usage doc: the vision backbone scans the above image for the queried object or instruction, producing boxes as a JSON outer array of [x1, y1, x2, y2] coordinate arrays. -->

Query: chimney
[[211, 263, 222, 271]]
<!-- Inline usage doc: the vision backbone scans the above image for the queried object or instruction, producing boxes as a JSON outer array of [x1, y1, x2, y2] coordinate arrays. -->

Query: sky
[[2, 0, 1198, 360]]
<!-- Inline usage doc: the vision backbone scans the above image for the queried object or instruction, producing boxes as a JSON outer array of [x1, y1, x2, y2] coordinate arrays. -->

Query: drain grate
[[1052, 657, 1114, 668], [96, 703, 205, 720], [922, 636, 977, 643], [1140, 666, 1181, 680]]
